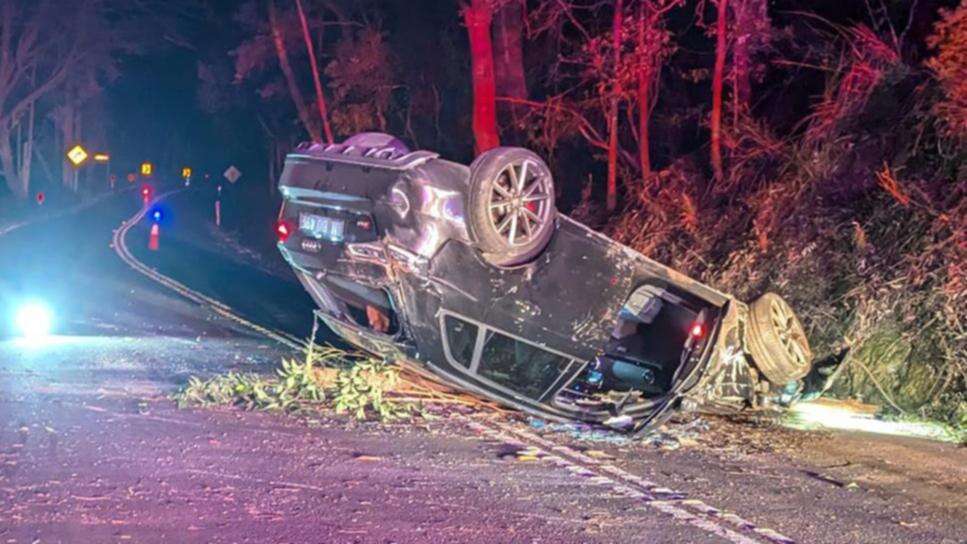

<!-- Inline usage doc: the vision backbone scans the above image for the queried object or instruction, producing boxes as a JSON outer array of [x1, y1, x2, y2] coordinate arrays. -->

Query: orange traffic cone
[[148, 223, 160, 251]]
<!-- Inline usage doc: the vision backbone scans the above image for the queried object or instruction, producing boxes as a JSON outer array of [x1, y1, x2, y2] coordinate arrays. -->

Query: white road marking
[[113, 193, 306, 351], [469, 418, 796, 544]]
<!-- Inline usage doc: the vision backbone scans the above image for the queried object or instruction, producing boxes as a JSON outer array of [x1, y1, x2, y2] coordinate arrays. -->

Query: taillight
[[276, 220, 292, 243], [689, 323, 704, 339]]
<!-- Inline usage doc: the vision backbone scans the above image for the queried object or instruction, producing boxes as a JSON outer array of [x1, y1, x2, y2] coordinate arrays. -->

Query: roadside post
[[66, 145, 88, 192], [215, 184, 222, 227], [140, 162, 154, 205], [149, 208, 162, 251], [218, 166, 241, 228], [94, 153, 111, 189]]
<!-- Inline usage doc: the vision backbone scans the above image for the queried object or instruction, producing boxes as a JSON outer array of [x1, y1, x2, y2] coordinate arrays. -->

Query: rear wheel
[[746, 293, 813, 385], [466, 148, 556, 267]]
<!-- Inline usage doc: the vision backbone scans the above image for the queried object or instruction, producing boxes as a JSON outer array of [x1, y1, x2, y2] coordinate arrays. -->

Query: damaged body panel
[[276, 133, 813, 431]]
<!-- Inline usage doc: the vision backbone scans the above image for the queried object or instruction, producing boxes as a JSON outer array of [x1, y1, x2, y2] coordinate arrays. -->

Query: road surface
[[1, 187, 964, 543]]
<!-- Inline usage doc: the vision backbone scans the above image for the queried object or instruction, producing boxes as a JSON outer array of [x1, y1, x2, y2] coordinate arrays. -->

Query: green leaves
[[333, 360, 414, 423], [172, 357, 324, 412], [172, 345, 416, 423]]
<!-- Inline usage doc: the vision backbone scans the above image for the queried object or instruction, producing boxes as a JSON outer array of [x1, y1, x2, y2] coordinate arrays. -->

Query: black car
[[276, 133, 813, 431]]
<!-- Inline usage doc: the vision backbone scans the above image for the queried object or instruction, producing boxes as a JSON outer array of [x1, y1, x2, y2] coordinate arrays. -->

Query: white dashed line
[[468, 418, 796, 544]]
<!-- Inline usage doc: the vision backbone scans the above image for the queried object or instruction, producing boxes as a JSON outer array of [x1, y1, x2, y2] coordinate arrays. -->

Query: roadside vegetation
[[587, 7, 966, 429]]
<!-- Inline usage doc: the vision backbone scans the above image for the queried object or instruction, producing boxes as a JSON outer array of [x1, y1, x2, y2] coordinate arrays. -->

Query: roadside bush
[[597, 24, 965, 428]]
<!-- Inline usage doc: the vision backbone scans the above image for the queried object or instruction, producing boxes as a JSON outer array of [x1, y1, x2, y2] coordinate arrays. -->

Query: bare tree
[[0, 2, 79, 198], [267, 0, 321, 142], [294, 0, 334, 143], [635, 1, 682, 181], [493, 0, 528, 125], [730, 0, 770, 122], [710, 0, 728, 183], [605, 0, 624, 211], [463, 0, 500, 154]]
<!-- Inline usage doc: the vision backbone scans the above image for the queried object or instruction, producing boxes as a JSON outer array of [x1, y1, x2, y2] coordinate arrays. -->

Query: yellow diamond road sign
[[182, 167, 192, 178], [67, 145, 88, 166], [141, 162, 153, 176]]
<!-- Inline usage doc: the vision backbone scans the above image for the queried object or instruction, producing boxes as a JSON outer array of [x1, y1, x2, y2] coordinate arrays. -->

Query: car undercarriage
[[276, 133, 813, 431]]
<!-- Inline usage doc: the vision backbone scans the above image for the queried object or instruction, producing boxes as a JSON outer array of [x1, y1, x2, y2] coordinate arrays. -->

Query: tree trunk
[[493, 1, 527, 122], [58, 100, 77, 191], [0, 129, 25, 198], [636, 4, 652, 179], [732, 0, 750, 116], [33, 143, 55, 190], [268, 0, 321, 143], [710, 0, 728, 184], [463, 0, 500, 154], [20, 84, 36, 193], [294, 0, 334, 144], [72, 110, 82, 192], [731, 0, 767, 121], [606, 0, 623, 212]]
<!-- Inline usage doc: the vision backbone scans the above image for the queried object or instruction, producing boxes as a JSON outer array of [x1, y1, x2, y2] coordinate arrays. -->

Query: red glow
[[276, 221, 291, 242], [463, 0, 500, 153], [690, 323, 704, 338]]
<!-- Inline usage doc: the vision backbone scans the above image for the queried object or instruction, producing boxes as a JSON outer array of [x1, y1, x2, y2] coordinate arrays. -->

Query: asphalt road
[[1, 188, 964, 543]]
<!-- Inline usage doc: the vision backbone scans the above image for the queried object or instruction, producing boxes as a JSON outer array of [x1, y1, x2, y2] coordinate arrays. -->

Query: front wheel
[[745, 293, 813, 385], [466, 148, 557, 267]]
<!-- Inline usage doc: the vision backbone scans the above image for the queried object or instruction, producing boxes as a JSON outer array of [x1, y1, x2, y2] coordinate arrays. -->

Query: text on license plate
[[299, 213, 345, 241]]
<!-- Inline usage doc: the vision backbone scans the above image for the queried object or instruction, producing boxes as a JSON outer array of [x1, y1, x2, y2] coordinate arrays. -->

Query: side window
[[477, 330, 571, 399], [444, 315, 478, 368]]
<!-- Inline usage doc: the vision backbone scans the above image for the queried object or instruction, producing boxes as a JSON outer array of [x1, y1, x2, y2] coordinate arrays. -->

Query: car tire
[[466, 147, 557, 267], [745, 293, 813, 385]]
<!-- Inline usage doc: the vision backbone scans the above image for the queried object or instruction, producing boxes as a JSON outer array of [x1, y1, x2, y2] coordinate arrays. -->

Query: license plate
[[299, 213, 345, 242]]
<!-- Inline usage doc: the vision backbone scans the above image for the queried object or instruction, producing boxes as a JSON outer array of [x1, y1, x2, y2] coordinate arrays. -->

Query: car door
[[428, 218, 636, 362], [439, 312, 583, 409]]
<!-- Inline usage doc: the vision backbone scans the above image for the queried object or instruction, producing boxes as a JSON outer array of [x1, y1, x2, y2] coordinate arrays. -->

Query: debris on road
[[173, 342, 503, 424], [526, 414, 710, 450]]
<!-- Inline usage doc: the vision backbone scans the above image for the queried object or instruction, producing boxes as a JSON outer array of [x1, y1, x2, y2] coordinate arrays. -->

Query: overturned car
[[276, 133, 813, 431]]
